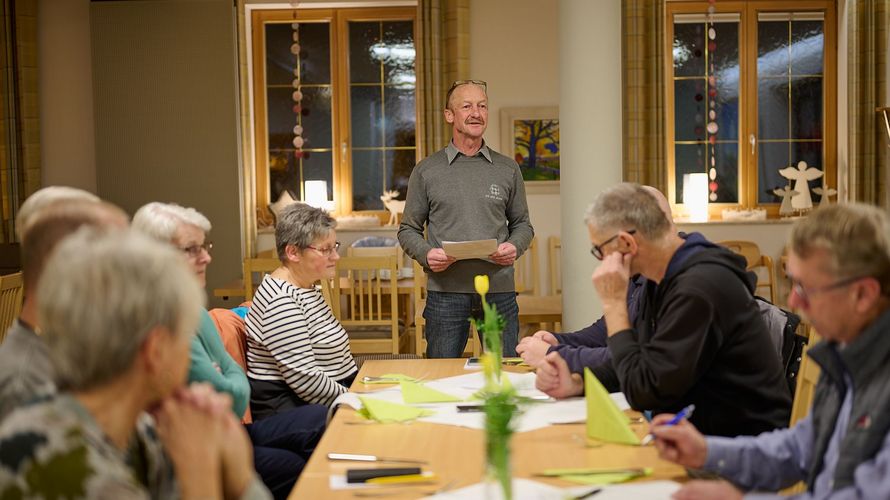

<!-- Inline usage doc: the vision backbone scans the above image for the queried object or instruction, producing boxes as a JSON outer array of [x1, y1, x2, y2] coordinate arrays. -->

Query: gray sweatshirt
[[398, 141, 534, 293]]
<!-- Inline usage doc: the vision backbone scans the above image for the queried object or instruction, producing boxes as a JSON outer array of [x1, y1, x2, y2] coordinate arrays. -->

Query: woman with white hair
[[133, 202, 326, 499], [0, 229, 266, 499], [246, 203, 357, 417]]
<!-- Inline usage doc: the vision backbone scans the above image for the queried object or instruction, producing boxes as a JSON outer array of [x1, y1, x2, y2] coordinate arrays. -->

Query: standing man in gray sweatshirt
[[398, 79, 534, 358]]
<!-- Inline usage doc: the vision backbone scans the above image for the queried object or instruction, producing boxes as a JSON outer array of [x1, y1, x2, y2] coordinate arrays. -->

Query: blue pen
[[640, 404, 695, 445]]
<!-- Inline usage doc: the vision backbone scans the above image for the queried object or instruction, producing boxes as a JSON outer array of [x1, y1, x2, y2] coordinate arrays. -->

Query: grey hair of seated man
[[16, 186, 100, 240], [132, 202, 212, 243], [790, 203, 890, 294], [37, 228, 204, 391], [584, 183, 673, 241], [275, 202, 337, 260]]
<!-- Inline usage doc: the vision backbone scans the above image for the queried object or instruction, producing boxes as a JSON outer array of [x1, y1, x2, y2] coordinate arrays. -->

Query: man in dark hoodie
[[536, 183, 791, 437]]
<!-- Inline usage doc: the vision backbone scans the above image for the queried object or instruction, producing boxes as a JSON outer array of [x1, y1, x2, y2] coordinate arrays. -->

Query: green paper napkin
[[558, 467, 652, 485], [585, 368, 640, 445], [363, 373, 419, 384], [400, 381, 463, 404], [356, 396, 435, 423]]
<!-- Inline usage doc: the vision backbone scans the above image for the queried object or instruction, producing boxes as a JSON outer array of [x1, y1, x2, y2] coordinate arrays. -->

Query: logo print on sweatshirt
[[485, 184, 504, 201]]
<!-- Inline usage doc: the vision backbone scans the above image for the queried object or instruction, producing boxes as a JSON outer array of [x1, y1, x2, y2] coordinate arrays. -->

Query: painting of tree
[[513, 118, 560, 181]]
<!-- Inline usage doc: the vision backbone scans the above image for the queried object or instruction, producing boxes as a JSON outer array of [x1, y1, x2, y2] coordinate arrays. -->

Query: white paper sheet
[[422, 479, 682, 500]]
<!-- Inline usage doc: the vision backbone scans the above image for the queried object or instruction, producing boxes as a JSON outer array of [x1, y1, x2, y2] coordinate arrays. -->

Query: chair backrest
[[0, 272, 24, 343], [242, 257, 281, 301], [411, 259, 480, 357], [789, 324, 822, 426], [718, 240, 778, 304], [548, 236, 561, 295], [332, 255, 400, 354], [514, 237, 540, 295]]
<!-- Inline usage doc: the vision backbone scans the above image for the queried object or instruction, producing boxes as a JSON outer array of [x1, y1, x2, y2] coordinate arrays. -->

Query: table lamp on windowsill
[[304, 180, 334, 211], [683, 173, 709, 223]]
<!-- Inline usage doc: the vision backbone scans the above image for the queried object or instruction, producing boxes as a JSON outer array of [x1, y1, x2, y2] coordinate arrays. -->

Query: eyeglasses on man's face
[[788, 274, 865, 308], [590, 229, 636, 260], [306, 241, 341, 257], [181, 241, 212, 259]]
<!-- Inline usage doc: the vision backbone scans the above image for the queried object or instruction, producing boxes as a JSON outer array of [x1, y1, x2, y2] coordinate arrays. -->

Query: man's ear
[[621, 231, 639, 256], [444, 108, 454, 124], [855, 277, 882, 313], [140, 326, 168, 376], [284, 244, 301, 263]]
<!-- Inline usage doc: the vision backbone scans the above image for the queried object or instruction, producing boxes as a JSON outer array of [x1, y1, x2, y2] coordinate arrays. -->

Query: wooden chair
[[331, 255, 400, 354], [242, 256, 280, 301], [548, 236, 561, 295], [0, 272, 23, 343], [782, 324, 822, 495], [411, 260, 481, 357], [347, 244, 403, 268], [514, 237, 540, 296], [718, 240, 778, 304]]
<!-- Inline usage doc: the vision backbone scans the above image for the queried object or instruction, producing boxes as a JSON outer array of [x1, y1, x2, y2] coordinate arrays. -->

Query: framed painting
[[500, 106, 559, 194]]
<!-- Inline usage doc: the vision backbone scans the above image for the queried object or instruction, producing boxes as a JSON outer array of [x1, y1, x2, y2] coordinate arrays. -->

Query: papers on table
[[442, 239, 498, 260], [339, 371, 631, 433], [421, 478, 682, 499]]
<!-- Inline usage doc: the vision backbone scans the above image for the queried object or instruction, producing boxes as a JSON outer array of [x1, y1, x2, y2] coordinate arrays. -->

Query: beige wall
[[38, 0, 96, 191], [469, 0, 561, 294]]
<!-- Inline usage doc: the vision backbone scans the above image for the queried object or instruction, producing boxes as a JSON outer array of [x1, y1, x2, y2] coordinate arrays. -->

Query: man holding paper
[[398, 80, 533, 358], [535, 183, 790, 437], [652, 203, 890, 500]]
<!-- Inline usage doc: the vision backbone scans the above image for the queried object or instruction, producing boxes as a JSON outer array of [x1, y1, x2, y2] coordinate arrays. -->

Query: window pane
[[299, 22, 332, 84], [351, 86, 383, 148], [266, 23, 297, 86], [303, 151, 334, 201], [758, 78, 790, 140], [349, 22, 382, 84], [790, 76, 822, 140], [757, 142, 790, 203], [791, 20, 823, 75], [674, 143, 706, 204], [384, 87, 416, 147], [674, 79, 707, 142], [712, 143, 739, 203], [387, 148, 415, 196], [673, 22, 705, 77], [269, 151, 299, 203], [757, 21, 789, 76], [352, 149, 384, 210], [382, 21, 415, 86], [301, 86, 333, 149], [267, 87, 297, 150]]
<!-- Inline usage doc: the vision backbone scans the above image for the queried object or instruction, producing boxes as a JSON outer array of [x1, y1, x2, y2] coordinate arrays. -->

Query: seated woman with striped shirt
[[247, 203, 358, 419]]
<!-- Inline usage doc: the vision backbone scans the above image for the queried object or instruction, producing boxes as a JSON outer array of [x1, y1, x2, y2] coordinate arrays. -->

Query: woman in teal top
[[134, 202, 328, 500]]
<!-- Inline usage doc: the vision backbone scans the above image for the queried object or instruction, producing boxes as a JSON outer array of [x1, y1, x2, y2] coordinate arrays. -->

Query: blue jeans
[[246, 404, 327, 499], [423, 291, 519, 358]]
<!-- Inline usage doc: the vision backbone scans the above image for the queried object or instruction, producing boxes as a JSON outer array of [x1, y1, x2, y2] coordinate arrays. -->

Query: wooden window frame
[[250, 7, 419, 219], [665, 0, 837, 219]]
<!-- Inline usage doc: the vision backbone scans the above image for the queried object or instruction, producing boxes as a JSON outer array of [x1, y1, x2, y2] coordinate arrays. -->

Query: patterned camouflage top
[[0, 394, 175, 499]]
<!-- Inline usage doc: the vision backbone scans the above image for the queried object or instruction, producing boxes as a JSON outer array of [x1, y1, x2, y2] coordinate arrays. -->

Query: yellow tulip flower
[[474, 274, 489, 296]]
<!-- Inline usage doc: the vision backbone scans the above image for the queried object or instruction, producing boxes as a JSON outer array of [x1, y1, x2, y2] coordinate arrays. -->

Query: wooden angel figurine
[[813, 183, 838, 207], [773, 184, 799, 217], [779, 161, 823, 210]]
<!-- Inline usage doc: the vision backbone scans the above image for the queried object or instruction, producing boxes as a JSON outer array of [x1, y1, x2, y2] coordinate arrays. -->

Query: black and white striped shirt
[[246, 275, 356, 406]]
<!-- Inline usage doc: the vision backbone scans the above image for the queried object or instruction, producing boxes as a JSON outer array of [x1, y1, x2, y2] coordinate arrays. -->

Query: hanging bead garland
[[706, 0, 719, 202], [291, 22, 305, 161]]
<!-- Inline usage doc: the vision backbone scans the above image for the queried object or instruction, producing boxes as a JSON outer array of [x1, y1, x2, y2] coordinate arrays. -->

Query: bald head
[[641, 185, 675, 227], [22, 199, 129, 292]]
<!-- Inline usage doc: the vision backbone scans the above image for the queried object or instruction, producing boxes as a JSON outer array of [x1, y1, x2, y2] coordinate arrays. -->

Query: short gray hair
[[16, 186, 100, 240], [790, 203, 890, 293], [584, 183, 672, 240], [133, 202, 211, 243], [275, 203, 336, 260], [37, 228, 204, 391]]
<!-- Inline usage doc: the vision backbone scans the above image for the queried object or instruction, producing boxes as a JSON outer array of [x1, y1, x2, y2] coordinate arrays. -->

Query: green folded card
[[362, 373, 419, 384], [357, 396, 435, 423], [558, 467, 651, 485], [400, 381, 463, 404], [585, 368, 640, 445]]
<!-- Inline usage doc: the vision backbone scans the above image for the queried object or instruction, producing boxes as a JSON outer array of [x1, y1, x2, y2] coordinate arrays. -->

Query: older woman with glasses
[[246, 203, 357, 418], [134, 202, 327, 499]]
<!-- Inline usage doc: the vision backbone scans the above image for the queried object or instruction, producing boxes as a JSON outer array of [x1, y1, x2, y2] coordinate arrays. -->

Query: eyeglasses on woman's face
[[180, 241, 212, 259], [306, 241, 340, 257]]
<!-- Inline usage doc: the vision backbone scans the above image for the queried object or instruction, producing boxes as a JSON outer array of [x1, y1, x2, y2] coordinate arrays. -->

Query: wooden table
[[289, 359, 685, 499]]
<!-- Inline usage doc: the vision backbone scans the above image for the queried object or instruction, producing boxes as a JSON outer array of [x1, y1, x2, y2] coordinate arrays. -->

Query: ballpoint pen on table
[[640, 404, 695, 445], [327, 452, 427, 464]]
